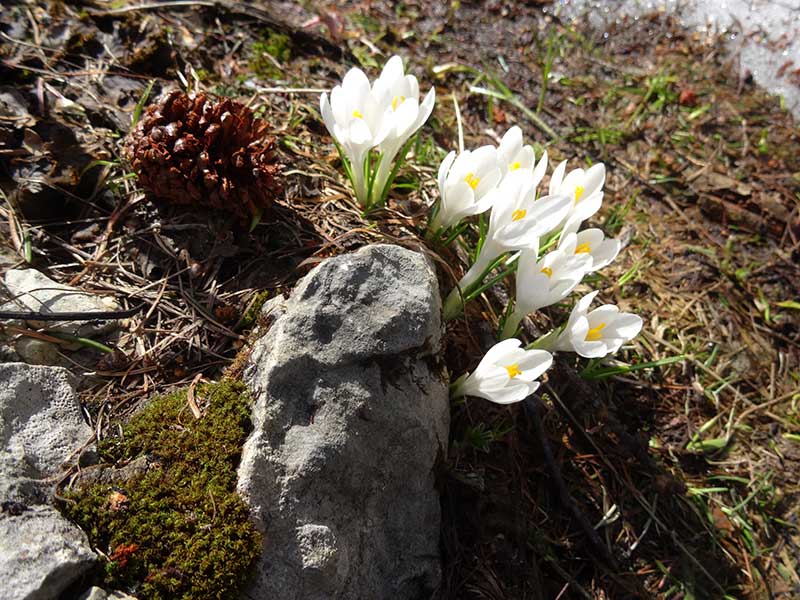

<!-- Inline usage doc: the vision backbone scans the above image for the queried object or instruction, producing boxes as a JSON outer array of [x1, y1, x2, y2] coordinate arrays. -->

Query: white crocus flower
[[370, 56, 436, 202], [497, 125, 548, 188], [558, 224, 620, 272], [548, 291, 643, 358], [455, 174, 572, 291], [320, 55, 435, 210], [452, 339, 553, 404], [430, 145, 503, 232], [320, 67, 385, 204], [549, 161, 605, 231], [501, 236, 593, 338]]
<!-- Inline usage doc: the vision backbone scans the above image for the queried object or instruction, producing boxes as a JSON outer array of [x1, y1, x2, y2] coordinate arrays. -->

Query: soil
[[1, 1, 798, 599]]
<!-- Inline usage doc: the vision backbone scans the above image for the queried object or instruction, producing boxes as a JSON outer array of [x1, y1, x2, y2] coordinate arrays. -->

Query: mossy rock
[[61, 380, 260, 600]]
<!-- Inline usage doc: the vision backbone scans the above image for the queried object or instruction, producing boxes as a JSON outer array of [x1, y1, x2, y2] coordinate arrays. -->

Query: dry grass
[[1, 1, 798, 598]]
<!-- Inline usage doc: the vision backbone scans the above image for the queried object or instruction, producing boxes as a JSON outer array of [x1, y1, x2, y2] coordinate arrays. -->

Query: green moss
[[249, 31, 292, 79], [61, 380, 260, 600], [239, 290, 271, 331]]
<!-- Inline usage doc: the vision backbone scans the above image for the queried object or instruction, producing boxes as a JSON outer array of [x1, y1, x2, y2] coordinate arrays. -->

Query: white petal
[[342, 67, 371, 99], [517, 349, 553, 381], [417, 87, 436, 128], [531, 149, 548, 188], [438, 151, 457, 196], [566, 291, 599, 330], [481, 338, 523, 366], [589, 238, 620, 272], [605, 313, 643, 340], [392, 97, 420, 140], [526, 193, 572, 236], [330, 85, 348, 124], [515, 146, 536, 171], [558, 231, 578, 254], [575, 228, 605, 249], [471, 145, 501, 173], [549, 160, 567, 196], [498, 126, 523, 164], [574, 339, 610, 358], [474, 168, 503, 201], [381, 55, 405, 84], [405, 75, 420, 100], [571, 191, 603, 224], [561, 167, 585, 192], [474, 383, 530, 405], [448, 149, 474, 178], [566, 317, 590, 347], [588, 305, 620, 325], [584, 162, 606, 196], [516, 272, 551, 314], [348, 118, 373, 146], [320, 93, 337, 139]]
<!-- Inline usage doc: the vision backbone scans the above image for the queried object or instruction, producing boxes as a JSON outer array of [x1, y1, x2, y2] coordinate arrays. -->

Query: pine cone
[[123, 91, 282, 222]]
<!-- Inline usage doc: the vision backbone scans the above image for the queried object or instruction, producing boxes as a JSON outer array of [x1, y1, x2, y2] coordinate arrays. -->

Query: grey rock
[[72, 455, 150, 490], [0, 505, 96, 600], [0, 363, 92, 504], [14, 338, 67, 367], [238, 244, 448, 600], [78, 587, 138, 600], [1, 269, 120, 336]]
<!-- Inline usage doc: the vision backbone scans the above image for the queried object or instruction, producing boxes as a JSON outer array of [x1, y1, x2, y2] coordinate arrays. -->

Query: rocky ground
[[1, 1, 799, 599]]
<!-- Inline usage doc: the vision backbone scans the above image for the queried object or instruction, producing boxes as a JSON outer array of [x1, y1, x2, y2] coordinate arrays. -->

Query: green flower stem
[[364, 152, 384, 209], [526, 328, 561, 350], [373, 134, 418, 209], [500, 311, 522, 340], [50, 332, 115, 354], [443, 253, 512, 321], [441, 222, 469, 246], [449, 373, 467, 397], [442, 286, 466, 321]]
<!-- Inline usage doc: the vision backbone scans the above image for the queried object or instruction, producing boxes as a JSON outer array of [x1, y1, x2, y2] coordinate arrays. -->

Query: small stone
[[78, 586, 138, 600], [1, 268, 121, 336], [14, 337, 67, 367]]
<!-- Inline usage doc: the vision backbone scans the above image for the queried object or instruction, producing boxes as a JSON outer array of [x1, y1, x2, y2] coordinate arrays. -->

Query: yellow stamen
[[464, 173, 480, 190], [505, 363, 522, 379], [575, 242, 592, 254], [540, 266, 553, 278], [391, 95, 406, 111], [586, 322, 606, 341], [511, 208, 527, 221], [352, 109, 364, 119], [510, 161, 522, 171], [574, 185, 585, 202]]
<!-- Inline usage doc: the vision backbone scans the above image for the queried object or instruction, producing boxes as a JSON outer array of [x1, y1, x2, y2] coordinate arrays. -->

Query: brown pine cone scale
[[123, 91, 282, 222]]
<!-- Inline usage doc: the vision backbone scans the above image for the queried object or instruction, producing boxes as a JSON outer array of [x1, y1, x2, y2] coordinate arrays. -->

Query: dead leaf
[[694, 171, 752, 196], [186, 372, 203, 419]]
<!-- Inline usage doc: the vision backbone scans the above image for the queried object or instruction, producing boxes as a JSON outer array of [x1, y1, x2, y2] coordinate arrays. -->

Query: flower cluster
[[435, 125, 642, 403], [320, 55, 435, 211], [322, 55, 643, 406]]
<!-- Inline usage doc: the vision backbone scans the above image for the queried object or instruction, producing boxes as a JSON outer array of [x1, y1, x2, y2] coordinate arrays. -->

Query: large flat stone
[[238, 244, 448, 600]]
